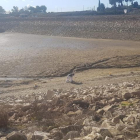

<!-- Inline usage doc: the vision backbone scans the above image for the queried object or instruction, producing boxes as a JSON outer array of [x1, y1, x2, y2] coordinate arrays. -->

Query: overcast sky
[[1, 0, 140, 12]]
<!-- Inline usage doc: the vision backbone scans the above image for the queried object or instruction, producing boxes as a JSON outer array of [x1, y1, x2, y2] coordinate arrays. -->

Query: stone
[[32, 131, 50, 140], [0, 137, 6, 140], [116, 124, 126, 131], [60, 125, 83, 135], [135, 120, 140, 129], [46, 90, 55, 100], [81, 126, 92, 136], [112, 116, 120, 124], [68, 100, 89, 109], [6, 132, 27, 140], [109, 98, 121, 104], [96, 108, 105, 115], [105, 136, 113, 140], [8, 111, 16, 117], [123, 82, 134, 88], [15, 99, 23, 103], [0, 131, 5, 137], [92, 113, 102, 122], [83, 132, 103, 140], [114, 135, 125, 140], [112, 115, 125, 124], [123, 130, 138, 139], [99, 129, 113, 139], [83, 117, 97, 126], [75, 109, 83, 115], [135, 137, 140, 140], [121, 92, 131, 100], [131, 91, 140, 98], [63, 131, 80, 140], [21, 116, 28, 123], [101, 120, 114, 129], [67, 110, 82, 116], [125, 115, 135, 124], [108, 129, 121, 137], [67, 111, 76, 116], [26, 133, 33, 140], [102, 105, 114, 112], [50, 128, 63, 140], [21, 105, 31, 112]]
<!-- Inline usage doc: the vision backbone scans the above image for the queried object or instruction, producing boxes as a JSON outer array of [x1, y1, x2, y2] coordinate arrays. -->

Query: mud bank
[[0, 33, 140, 78]]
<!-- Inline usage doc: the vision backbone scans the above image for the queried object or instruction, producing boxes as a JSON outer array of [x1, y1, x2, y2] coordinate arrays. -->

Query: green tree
[[28, 6, 36, 13], [97, 0, 105, 12], [28, 6, 47, 13], [133, 1, 138, 8], [109, 0, 124, 7], [129, 0, 134, 5], [100, 3, 105, 11], [117, 0, 124, 6], [97, 3, 105, 11], [11, 6, 19, 13], [36, 6, 41, 13], [0, 6, 5, 14], [109, 0, 117, 7], [125, 0, 129, 6], [19, 8, 24, 14], [40, 5, 47, 13]]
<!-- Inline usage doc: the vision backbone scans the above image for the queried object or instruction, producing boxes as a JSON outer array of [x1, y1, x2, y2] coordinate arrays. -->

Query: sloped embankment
[[0, 15, 140, 41]]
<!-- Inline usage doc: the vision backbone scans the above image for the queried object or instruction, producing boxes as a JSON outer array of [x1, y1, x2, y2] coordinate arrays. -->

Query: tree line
[[109, 0, 138, 7], [98, 0, 139, 13], [0, 5, 47, 15], [0, 0, 140, 15]]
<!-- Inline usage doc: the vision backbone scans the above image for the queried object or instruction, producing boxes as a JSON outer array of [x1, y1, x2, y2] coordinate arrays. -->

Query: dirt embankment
[[0, 15, 140, 41]]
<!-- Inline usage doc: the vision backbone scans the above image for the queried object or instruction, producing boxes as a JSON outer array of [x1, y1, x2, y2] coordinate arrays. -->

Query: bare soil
[[0, 33, 140, 78], [0, 15, 140, 97], [0, 68, 140, 98]]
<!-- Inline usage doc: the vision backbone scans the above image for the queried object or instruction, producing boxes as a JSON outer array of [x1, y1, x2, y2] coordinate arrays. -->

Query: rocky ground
[[0, 80, 140, 140], [0, 15, 140, 41]]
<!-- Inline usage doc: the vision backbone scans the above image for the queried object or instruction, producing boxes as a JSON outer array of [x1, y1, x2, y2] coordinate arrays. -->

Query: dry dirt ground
[[0, 33, 140, 78], [0, 67, 140, 98], [0, 15, 140, 98]]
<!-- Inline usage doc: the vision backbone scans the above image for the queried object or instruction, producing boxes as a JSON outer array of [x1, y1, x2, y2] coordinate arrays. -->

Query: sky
[[1, 0, 140, 12]]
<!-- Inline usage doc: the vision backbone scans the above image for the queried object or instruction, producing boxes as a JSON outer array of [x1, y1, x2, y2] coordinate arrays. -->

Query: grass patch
[[121, 101, 133, 106]]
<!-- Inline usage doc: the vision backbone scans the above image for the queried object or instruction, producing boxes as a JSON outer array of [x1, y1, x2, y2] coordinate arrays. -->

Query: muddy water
[[0, 33, 140, 78]]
